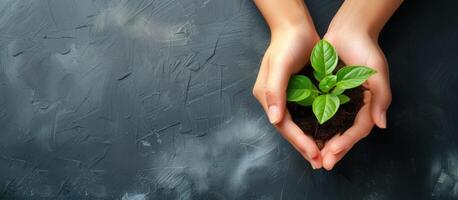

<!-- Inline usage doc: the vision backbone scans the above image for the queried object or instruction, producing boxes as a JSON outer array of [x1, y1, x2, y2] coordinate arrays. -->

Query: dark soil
[[287, 65, 365, 149]]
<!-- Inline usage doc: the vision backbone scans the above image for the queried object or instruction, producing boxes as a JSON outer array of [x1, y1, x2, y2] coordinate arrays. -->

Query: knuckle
[[264, 86, 277, 99], [330, 143, 343, 153], [252, 85, 262, 99], [386, 92, 393, 103], [357, 128, 371, 139], [385, 96, 392, 107], [251, 87, 258, 98], [360, 131, 370, 139], [379, 91, 392, 108]]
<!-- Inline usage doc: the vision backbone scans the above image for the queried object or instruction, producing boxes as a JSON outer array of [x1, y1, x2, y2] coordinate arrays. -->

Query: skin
[[253, 0, 403, 170], [252, 0, 322, 169]]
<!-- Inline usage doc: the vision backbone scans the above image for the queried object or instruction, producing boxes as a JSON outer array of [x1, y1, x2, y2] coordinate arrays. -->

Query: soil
[[286, 65, 365, 149]]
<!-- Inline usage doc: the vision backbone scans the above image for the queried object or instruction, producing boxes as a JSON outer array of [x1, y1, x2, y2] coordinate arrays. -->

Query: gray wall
[[0, 0, 457, 199]]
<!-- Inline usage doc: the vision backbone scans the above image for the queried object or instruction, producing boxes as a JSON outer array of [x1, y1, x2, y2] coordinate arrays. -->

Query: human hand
[[252, 27, 323, 169], [253, 0, 400, 170], [320, 30, 392, 170]]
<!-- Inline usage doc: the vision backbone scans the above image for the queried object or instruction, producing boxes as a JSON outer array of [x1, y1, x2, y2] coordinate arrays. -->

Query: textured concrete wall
[[0, 0, 457, 199]]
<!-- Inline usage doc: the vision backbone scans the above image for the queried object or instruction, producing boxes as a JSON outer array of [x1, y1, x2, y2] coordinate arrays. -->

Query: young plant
[[287, 40, 376, 124]]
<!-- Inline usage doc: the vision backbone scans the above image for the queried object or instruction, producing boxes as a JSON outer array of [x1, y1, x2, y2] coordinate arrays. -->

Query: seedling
[[287, 40, 376, 124]]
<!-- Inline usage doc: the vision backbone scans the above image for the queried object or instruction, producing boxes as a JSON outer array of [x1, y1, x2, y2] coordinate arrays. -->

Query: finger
[[320, 132, 341, 159], [321, 91, 373, 156], [362, 50, 392, 129], [276, 111, 322, 169], [322, 148, 351, 171], [263, 56, 294, 124], [366, 72, 392, 129], [332, 90, 374, 153], [254, 58, 321, 169], [257, 79, 322, 170], [321, 91, 374, 170]]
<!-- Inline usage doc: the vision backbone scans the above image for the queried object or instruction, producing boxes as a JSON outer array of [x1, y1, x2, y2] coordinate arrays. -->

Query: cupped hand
[[320, 31, 392, 170], [252, 27, 323, 169]]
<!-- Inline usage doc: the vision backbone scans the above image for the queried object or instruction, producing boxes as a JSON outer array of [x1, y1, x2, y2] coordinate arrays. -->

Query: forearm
[[328, 0, 403, 39], [253, 0, 316, 37]]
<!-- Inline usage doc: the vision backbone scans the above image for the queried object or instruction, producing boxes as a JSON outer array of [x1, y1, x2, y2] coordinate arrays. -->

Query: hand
[[252, 27, 323, 169], [320, 30, 392, 170], [253, 0, 400, 170]]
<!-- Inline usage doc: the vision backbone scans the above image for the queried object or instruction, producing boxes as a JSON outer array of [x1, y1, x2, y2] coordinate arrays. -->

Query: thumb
[[265, 58, 293, 124], [366, 75, 392, 129]]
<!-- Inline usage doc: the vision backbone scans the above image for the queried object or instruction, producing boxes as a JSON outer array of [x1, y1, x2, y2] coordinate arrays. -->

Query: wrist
[[325, 0, 402, 41], [271, 23, 319, 43], [325, 23, 378, 44]]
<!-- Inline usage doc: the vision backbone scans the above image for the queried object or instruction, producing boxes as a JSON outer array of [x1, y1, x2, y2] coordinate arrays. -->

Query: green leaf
[[338, 94, 350, 104], [287, 75, 314, 102], [319, 75, 337, 93], [331, 87, 345, 95], [313, 71, 325, 82], [310, 40, 338, 75], [336, 66, 376, 89], [312, 94, 340, 124], [297, 92, 317, 106]]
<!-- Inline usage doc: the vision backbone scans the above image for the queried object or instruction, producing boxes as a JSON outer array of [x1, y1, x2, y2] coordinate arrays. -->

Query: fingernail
[[380, 113, 387, 128], [311, 163, 318, 170], [268, 105, 280, 124]]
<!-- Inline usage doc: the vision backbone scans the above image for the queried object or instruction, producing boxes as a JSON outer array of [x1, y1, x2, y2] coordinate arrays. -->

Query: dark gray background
[[0, 0, 457, 199]]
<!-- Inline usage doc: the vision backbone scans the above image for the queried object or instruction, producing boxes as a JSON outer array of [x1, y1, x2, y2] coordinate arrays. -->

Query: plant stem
[[314, 120, 319, 139]]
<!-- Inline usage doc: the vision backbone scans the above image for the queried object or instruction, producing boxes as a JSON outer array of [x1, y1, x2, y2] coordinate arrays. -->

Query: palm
[[334, 36, 388, 81], [267, 31, 317, 74]]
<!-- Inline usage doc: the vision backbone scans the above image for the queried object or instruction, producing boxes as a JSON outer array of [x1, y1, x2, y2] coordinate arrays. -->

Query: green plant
[[287, 40, 376, 124]]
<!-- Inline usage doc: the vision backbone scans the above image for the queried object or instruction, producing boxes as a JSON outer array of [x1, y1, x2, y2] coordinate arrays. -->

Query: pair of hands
[[252, 25, 392, 170]]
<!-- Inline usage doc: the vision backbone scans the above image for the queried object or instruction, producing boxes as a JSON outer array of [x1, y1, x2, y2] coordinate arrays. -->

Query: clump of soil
[[287, 65, 365, 149]]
